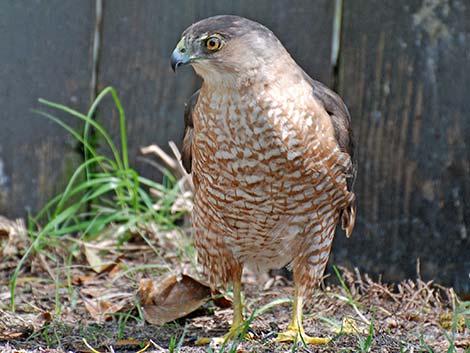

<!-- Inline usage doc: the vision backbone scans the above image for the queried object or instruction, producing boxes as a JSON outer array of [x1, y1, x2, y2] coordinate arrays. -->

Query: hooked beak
[[171, 37, 191, 72]]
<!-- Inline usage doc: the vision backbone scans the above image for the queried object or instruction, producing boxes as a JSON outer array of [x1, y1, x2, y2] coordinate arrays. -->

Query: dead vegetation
[[1, 213, 469, 353]]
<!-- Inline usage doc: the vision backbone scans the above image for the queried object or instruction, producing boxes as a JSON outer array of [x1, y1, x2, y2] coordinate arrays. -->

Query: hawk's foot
[[277, 325, 330, 345], [195, 322, 253, 346]]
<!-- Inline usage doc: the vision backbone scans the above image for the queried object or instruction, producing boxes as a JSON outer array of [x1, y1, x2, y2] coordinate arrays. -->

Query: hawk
[[171, 15, 356, 345]]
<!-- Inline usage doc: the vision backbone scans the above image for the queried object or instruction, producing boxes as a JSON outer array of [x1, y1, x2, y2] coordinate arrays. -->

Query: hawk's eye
[[205, 36, 222, 51]]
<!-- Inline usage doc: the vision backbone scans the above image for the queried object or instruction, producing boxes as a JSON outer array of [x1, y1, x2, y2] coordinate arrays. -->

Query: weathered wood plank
[[97, 0, 335, 181], [0, 1, 94, 217], [333, 0, 470, 293]]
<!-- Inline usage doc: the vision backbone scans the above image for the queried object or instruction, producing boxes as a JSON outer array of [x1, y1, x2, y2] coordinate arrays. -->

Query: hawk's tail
[[341, 196, 356, 238]]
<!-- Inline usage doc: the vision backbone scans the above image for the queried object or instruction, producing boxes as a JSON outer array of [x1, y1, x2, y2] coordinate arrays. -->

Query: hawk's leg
[[277, 281, 330, 345], [195, 268, 249, 346]]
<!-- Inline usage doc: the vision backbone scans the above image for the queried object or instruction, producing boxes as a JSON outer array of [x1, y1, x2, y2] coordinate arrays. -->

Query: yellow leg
[[277, 282, 330, 345], [196, 269, 248, 346]]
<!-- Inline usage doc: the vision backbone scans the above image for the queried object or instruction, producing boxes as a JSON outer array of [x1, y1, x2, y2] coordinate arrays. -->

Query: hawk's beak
[[171, 38, 190, 72], [170, 48, 190, 72]]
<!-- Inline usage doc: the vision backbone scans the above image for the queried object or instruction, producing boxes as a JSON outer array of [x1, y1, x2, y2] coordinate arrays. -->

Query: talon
[[277, 328, 330, 345], [195, 335, 228, 347], [195, 272, 249, 347], [195, 321, 252, 346]]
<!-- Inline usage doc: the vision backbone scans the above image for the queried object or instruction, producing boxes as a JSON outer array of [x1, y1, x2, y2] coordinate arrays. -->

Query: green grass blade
[[39, 96, 124, 171], [85, 87, 129, 170]]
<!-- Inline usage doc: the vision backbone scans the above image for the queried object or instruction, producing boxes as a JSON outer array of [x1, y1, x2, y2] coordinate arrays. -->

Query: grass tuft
[[10, 87, 185, 310]]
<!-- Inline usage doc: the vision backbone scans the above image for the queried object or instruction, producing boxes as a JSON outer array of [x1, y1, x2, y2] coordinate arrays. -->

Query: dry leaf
[[115, 339, 142, 346], [32, 312, 52, 330], [212, 294, 232, 309], [0, 331, 23, 340], [138, 274, 229, 325], [0, 309, 34, 340], [71, 274, 96, 285], [84, 245, 107, 273], [0, 216, 28, 256], [81, 287, 105, 298], [83, 245, 123, 275], [108, 259, 124, 277], [84, 298, 125, 323]]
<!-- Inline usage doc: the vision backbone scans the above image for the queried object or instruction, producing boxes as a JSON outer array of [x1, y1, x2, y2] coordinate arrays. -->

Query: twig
[[136, 341, 152, 353], [141, 142, 194, 191], [149, 339, 168, 352], [82, 338, 102, 353], [141, 144, 178, 171], [354, 267, 365, 292]]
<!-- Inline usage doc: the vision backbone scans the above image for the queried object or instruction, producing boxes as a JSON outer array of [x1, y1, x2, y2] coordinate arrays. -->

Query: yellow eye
[[205, 36, 222, 51]]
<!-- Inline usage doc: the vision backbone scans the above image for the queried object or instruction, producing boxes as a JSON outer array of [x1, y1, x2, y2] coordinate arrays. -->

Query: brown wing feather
[[182, 90, 199, 173], [303, 73, 357, 237]]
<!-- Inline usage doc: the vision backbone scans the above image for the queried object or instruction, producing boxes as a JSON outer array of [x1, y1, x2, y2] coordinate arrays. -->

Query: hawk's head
[[171, 15, 291, 83]]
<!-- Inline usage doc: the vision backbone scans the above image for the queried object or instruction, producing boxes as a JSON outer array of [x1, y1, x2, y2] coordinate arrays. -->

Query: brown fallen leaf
[[84, 298, 125, 323], [71, 274, 96, 285], [0, 216, 28, 256], [32, 311, 52, 330], [108, 260, 123, 277], [0, 331, 24, 340], [212, 293, 232, 309], [83, 245, 122, 274], [137, 274, 231, 325], [114, 338, 142, 346], [84, 245, 107, 273]]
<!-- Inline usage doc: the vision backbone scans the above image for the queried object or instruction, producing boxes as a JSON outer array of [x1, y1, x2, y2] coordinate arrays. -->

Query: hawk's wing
[[181, 90, 199, 173], [303, 73, 357, 236], [302, 74, 355, 173]]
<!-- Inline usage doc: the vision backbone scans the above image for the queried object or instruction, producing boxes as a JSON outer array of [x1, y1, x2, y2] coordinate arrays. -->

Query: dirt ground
[[0, 217, 469, 353]]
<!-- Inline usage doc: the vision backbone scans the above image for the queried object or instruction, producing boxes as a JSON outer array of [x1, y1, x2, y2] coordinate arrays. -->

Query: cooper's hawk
[[171, 15, 356, 345]]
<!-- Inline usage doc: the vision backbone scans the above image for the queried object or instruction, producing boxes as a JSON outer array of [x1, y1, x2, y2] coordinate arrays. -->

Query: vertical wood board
[[0, 1, 94, 217], [331, 0, 470, 293]]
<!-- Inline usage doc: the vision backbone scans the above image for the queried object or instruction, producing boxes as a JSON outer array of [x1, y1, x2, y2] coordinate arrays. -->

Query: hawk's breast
[[191, 82, 349, 269]]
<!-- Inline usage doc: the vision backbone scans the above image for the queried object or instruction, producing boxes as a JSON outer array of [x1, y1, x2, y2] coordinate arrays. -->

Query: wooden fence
[[0, 0, 468, 294]]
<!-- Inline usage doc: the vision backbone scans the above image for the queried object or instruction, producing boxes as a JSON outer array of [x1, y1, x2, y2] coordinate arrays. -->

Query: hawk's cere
[[171, 15, 356, 345]]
